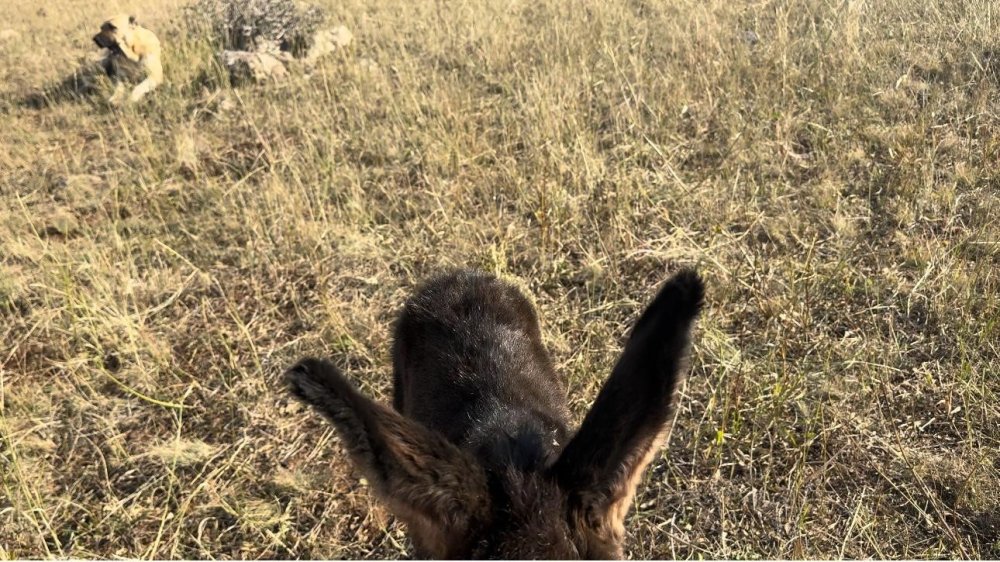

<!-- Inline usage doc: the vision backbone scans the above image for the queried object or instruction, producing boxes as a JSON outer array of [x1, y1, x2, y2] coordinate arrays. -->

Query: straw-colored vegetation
[[1, 0, 997, 557]]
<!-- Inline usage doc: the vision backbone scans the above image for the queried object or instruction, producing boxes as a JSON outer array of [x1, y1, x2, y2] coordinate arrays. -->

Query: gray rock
[[221, 49, 289, 83], [305, 25, 353, 64]]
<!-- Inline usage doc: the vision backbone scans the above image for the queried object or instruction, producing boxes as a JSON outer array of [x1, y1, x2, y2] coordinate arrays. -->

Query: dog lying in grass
[[92, 14, 163, 104]]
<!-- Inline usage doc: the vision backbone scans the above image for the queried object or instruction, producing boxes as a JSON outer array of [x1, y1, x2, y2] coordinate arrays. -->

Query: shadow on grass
[[20, 62, 107, 109], [19, 53, 150, 109]]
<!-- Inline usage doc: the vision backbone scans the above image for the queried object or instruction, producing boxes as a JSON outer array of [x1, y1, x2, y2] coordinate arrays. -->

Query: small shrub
[[187, 0, 326, 56]]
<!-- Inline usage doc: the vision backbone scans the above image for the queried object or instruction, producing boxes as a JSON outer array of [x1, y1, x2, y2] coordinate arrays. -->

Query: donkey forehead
[[482, 529, 579, 559], [478, 495, 579, 559], [486, 470, 574, 529]]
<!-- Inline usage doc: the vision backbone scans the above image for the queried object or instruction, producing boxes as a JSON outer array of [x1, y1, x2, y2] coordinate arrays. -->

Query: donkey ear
[[553, 269, 703, 541], [286, 358, 490, 538]]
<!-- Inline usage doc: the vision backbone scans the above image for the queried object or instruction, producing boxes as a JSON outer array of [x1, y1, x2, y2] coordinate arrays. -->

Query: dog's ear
[[129, 15, 138, 26], [101, 21, 117, 32]]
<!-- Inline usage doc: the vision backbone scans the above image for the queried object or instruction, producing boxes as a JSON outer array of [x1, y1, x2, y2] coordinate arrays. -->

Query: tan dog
[[93, 14, 162, 104]]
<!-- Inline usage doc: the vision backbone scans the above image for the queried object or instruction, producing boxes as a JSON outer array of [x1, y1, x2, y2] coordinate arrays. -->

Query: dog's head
[[93, 14, 135, 51]]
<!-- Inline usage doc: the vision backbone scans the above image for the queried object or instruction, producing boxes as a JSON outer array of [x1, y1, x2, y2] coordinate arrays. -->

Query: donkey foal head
[[286, 268, 704, 559]]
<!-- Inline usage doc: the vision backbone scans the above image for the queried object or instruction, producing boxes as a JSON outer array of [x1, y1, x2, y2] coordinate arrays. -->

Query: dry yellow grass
[[2, 0, 998, 558]]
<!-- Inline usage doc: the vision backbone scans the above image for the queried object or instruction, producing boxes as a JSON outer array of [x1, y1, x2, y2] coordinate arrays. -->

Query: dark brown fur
[[98, 51, 147, 83], [93, 18, 146, 83], [286, 268, 704, 559]]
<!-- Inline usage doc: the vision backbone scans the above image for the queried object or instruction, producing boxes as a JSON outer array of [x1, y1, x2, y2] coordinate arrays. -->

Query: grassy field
[[2, 0, 998, 558]]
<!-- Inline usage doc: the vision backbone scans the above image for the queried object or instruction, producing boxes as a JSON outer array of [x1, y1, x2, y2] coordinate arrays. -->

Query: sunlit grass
[[1, 0, 998, 558]]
